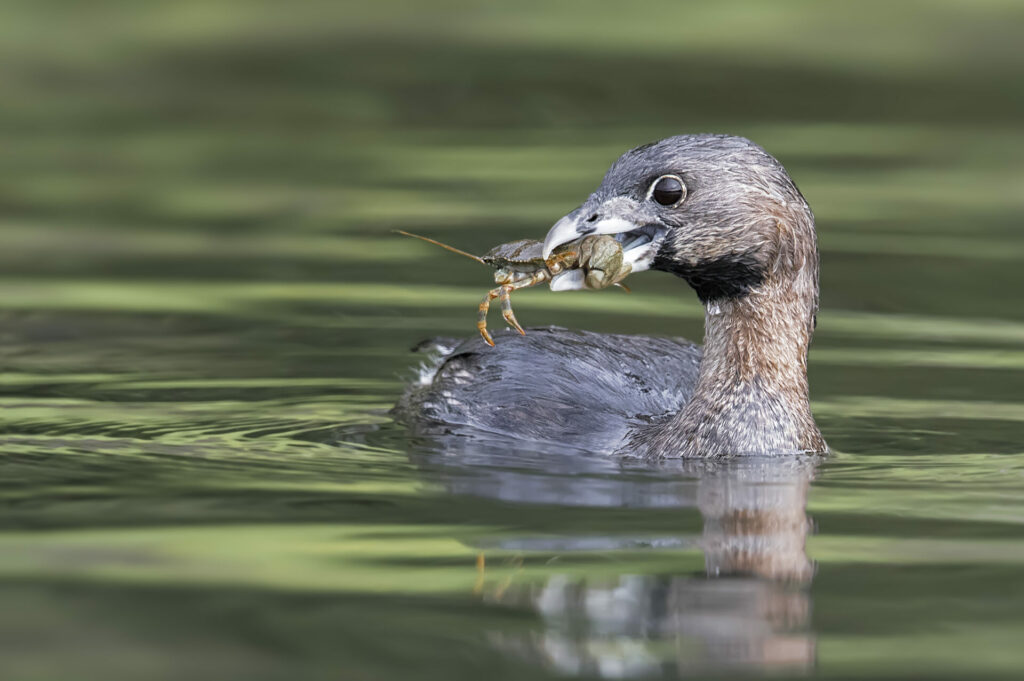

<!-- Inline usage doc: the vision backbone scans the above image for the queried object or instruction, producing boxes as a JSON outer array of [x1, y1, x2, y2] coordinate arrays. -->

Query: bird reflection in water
[[413, 445, 818, 677]]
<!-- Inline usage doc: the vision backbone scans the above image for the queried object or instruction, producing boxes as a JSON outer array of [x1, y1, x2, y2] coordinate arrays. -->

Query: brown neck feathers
[[633, 207, 826, 458]]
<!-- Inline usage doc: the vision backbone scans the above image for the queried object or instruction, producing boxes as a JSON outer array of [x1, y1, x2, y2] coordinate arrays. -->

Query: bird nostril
[[585, 213, 599, 223]]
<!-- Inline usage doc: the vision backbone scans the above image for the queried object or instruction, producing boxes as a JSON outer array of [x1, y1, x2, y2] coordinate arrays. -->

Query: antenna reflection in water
[[412, 443, 818, 677]]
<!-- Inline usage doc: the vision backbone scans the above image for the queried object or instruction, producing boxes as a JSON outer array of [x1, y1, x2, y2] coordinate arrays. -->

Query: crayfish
[[397, 230, 631, 346]]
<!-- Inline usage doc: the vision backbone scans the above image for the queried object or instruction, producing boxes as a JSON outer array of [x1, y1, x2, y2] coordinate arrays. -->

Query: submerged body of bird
[[396, 230, 631, 346]]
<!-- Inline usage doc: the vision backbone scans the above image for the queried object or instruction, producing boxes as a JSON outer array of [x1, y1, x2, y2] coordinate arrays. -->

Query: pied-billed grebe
[[396, 134, 827, 458]]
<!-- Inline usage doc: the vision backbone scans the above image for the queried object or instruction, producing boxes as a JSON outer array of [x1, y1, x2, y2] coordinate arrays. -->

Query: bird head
[[542, 134, 817, 303]]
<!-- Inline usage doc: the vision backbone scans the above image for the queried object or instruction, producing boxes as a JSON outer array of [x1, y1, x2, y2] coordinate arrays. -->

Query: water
[[2, 2, 1024, 679]]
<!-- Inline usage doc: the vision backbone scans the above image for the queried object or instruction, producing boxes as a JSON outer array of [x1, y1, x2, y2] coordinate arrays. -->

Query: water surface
[[2, 2, 1024, 679]]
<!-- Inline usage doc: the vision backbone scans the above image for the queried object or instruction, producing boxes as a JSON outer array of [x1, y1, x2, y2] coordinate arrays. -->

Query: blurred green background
[[2, 0, 1022, 322], [2, 1, 1024, 680]]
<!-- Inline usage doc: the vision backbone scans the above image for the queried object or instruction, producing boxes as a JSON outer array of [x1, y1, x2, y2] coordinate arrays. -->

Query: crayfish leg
[[476, 272, 550, 347], [544, 249, 577, 272], [477, 288, 500, 347], [499, 286, 526, 336]]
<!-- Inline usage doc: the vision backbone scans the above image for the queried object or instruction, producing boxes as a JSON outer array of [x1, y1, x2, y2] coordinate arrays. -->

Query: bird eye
[[649, 175, 686, 206]]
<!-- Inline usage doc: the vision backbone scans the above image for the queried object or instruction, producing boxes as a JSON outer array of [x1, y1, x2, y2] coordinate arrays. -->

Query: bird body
[[397, 327, 702, 454], [395, 134, 827, 458]]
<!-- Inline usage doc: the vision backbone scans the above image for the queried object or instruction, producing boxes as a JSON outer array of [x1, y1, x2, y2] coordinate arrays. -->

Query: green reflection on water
[[1, 1, 1024, 679]]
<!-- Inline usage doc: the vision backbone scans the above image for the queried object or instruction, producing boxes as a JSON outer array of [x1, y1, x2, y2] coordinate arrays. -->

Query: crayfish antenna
[[394, 230, 486, 264]]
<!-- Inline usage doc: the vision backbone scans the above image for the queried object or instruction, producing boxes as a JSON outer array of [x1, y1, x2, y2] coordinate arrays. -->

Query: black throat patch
[[653, 247, 766, 303]]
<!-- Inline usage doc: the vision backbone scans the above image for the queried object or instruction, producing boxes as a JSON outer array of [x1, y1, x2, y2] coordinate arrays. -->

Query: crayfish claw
[[505, 312, 526, 336], [477, 323, 495, 347]]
